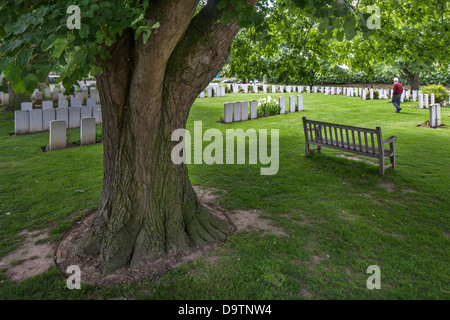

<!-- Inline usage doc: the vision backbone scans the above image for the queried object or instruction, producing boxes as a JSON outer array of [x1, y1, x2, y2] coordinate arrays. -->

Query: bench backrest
[[302, 117, 382, 156]]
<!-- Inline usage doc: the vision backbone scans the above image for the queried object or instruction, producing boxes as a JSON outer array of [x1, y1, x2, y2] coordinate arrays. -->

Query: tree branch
[[163, 0, 259, 125]]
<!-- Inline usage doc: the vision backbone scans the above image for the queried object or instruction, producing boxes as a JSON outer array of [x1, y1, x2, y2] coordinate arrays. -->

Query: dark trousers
[[392, 94, 401, 110]]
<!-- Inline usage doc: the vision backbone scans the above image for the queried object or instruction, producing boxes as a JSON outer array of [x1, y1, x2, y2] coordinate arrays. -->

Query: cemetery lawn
[[0, 92, 449, 299]]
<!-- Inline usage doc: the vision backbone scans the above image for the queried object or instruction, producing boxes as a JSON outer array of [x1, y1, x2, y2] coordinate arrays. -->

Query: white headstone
[[224, 103, 233, 123], [297, 95, 303, 111], [241, 101, 248, 121], [58, 99, 69, 108], [42, 108, 55, 131], [419, 94, 423, 109], [207, 87, 213, 98], [86, 98, 97, 106], [430, 94, 435, 105], [29, 109, 43, 133], [81, 106, 93, 119], [82, 87, 89, 101], [436, 104, 441, 126], [21, 102, 33, 111], [289, 96, 295, 112], [250, 100, 257, 119], [424, 94, 429, 109], [272, 85, 276, 93], [56, 108, 69, 128], [429, 104, 437, 128], [2, 93, 9, 106], [49, 120, 67, 150], [93, 107, 102, 124], [69, 107, 81, 129], [279, 97, 285, 114], [15, 110, 30, 135], [72, 99, 83, 108], [42, 101, 53, 110], [81, 118, 96, 145], [199, 91, 205, 98], [233, 102, 241, 122]]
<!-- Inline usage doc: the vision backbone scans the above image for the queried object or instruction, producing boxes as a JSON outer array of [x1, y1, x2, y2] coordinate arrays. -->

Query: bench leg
[[305, 142, 310, 157], [390, 142, 396, 170], [379, 157, 385, 176]]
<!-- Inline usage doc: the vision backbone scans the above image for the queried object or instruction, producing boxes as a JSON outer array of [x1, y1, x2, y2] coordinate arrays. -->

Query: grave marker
[[15, 111, 30, 135], [279, 97, 285, 114], [250, 100, 257, 119], [56, 108, 69, 128], [81, 118, 96, 145], [42, 109, 55, 131], [241, 101, 249, 121], [29, 109, 43, 133], [224, 103, 233, 123], [49, 120, 67, 150]]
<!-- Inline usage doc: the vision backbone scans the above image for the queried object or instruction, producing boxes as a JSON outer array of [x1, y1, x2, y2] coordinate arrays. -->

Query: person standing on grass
[[392, 78, 403, 113]]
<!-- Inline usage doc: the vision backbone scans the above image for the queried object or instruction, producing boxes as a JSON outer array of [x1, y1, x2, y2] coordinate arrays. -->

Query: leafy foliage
[[0, 0, 157, 94], [256, 96, 279, 117], [420, 84, 450, 104]]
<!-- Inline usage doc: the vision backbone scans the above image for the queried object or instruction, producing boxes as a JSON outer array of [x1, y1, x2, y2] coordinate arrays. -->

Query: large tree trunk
[[409, 73, 420, 91], [6, 82, 31, 112], [77, 0, 251, 274]]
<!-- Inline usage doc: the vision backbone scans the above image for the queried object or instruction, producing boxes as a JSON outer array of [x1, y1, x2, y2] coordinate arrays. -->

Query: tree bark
[[78, 0, 254, 274], [6, 82, 31, 112]]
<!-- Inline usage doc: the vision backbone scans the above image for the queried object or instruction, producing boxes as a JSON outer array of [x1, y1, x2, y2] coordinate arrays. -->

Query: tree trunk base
[[56, 186, 236, 286]]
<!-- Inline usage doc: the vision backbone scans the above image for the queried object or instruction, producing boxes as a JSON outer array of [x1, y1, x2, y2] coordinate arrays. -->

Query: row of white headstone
[[201, 83, 450, 107], [224, 95, 304, 123], [15, 106, 102, 135], [200, 85, 226, 98], [49, 118, 97, 151]]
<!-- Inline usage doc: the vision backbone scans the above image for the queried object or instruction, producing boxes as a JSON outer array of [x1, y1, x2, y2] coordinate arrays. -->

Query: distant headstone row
[[15, 106, 102, 135], [224, 95, 304, 123], [198, 83, 450, 110]]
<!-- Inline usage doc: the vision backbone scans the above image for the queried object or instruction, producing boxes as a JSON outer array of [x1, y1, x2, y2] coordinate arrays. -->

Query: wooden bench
[[302, 117, 397, 176]]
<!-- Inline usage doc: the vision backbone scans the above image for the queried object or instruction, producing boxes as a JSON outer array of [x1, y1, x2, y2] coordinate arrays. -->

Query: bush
[[421, 84, 449, 104], [257, 96, 279, 117]]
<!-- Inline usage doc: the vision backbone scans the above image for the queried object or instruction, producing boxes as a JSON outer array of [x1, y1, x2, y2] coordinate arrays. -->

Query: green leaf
[[143, 30, 151, 44], [24, 74, 38, 93], [35, 61, 52, 82], [4, 64, 22, 83], [6, 22, 28, 35], [12, 80, 27, 93], [17, 48, 34, 68], [52, 38, 68, 59], [132, 13, 144, 26]]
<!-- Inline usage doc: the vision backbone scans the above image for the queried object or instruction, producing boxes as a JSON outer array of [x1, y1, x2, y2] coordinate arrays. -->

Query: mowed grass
[[0, 91, 449, 299]]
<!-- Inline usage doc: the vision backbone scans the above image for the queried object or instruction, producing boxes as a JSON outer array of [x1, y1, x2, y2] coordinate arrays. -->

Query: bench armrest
[[382, 136, 397, 144]]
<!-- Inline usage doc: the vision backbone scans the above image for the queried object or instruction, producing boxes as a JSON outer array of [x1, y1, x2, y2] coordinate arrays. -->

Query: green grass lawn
[[0, 92, 449, 299]]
